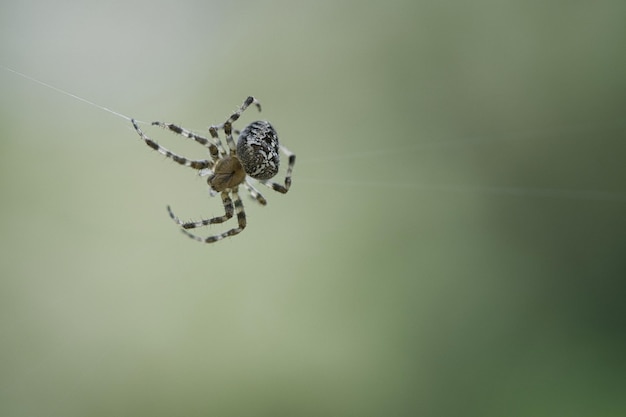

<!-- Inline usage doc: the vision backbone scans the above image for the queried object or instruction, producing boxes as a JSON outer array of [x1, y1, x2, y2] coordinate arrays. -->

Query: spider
[[131, 96, 295, 243]]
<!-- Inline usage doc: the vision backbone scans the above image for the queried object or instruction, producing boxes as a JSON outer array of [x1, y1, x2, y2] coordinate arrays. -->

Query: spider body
[[208, 155, 246, 192], [237, 121, 280, 180], [131, 96, 295, 243]]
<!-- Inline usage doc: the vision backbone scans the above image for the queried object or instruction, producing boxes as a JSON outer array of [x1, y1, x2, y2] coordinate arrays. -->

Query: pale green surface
[[1, 1, 625, 416]]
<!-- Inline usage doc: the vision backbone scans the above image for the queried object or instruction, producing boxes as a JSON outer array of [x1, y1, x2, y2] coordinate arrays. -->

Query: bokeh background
[[1, 1, 625, 416]]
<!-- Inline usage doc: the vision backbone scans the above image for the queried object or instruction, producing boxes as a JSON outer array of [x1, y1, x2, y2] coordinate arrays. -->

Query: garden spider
[[131, 96, 295, 243]]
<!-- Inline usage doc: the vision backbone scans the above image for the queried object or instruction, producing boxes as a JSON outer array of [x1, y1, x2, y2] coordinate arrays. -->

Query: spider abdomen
[[236, 121, 280, 180]]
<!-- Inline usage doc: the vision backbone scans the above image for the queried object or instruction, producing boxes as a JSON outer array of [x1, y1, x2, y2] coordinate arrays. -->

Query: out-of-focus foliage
[[1, 1, 625, 416]]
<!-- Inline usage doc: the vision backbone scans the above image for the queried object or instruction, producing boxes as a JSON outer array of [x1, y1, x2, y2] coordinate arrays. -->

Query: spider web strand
[[1, 65, 142, 124]]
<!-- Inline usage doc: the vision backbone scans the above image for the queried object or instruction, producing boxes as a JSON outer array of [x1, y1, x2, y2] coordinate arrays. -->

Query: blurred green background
[[1, 1, 625, 416]]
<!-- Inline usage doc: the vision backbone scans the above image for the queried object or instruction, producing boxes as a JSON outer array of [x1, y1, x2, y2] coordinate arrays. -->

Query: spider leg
[[243, 178, 268, 206], [210, 96, 262, 152], [175, 189, 247, 243], [151, 121, 222, 160], [167, 191, 233, 229], [260, 145, 296, 193], [131, 119, 211, 170]]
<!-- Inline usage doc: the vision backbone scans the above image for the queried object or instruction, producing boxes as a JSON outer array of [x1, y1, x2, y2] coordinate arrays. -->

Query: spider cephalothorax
[[208, 155, 246, 192], [131, 96, 295, 243]]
